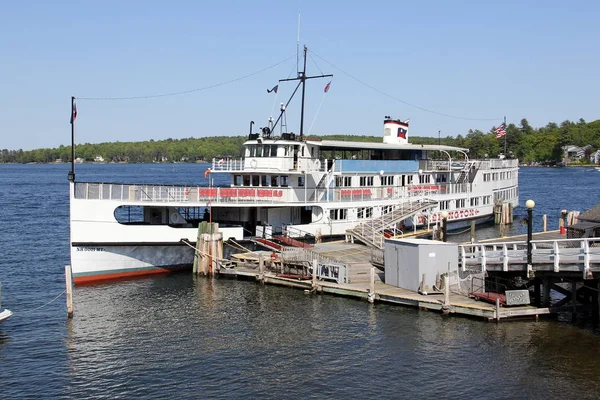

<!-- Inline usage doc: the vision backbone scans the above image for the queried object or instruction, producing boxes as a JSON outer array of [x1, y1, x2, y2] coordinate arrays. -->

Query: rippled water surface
[[1, 164, 599, 399]]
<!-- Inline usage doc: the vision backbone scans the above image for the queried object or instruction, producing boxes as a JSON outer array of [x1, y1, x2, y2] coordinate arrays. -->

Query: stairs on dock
[[346, 199, 438, 249]]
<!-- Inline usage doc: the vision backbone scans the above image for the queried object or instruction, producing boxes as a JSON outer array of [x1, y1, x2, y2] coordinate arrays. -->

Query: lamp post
[[440, 210, 449, 242], [526, 200, 535, 266]]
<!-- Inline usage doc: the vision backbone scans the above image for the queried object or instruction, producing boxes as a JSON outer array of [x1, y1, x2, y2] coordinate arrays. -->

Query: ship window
[[419, 174, 431, 184], [382, 205, 393, 214], [337, 176, 352, 187], [455, 198, 466, 208], [483, 196, 491, 205], [281, 176, 289, 187], [271, 176, 279, 187], [384, 128, 391, 137], [406, 175, 413, 185], [436, 173, 447, 183], [439, 201, 450, 210], [382, 176, 394, 185], [234, 175, 242, 186], [261, 175, 268, 186], [243, 175, 251, 186], [359, 176, 374, 186], [330, 208, 347, 220], [470, 197, 479, 207], [285, 146, 290, 156], [263, 146, 270, 157], [298, 176, 305, 187], [358, 207, 373, 219], [252, 175, 260, 186]]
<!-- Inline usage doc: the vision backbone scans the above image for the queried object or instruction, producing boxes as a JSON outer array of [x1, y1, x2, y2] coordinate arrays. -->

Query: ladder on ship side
[[346, 199, 438, 249]]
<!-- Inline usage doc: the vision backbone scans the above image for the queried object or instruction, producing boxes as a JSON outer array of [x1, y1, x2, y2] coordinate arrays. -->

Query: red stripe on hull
[[73, 266, 189, 285]]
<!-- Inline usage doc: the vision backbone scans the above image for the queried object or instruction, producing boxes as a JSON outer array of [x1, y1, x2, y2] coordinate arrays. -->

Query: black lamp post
[[526, 200, 535, 266], [441, 211, 449, 242]]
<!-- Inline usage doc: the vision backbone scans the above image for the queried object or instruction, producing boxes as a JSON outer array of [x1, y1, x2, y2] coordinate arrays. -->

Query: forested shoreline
[[2, 118, 599, 164]]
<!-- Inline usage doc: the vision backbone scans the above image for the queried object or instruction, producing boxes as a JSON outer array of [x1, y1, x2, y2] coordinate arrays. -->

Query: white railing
[[458, 237, 600, 278], [280, 247, 349, 284], [74, 182, 456, 205]]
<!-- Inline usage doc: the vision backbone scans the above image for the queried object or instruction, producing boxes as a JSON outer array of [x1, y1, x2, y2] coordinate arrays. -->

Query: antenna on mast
[[296, 11, 301, 76]]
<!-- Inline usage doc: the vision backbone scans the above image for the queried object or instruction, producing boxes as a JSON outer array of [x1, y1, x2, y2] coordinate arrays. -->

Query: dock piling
[[368, 267, 376, 303], [495, 298, 500, 322], [65, 265, 73, 318]]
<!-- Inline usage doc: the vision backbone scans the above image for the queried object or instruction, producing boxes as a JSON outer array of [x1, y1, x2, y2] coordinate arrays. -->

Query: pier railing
[[458, 237, 600, 278]]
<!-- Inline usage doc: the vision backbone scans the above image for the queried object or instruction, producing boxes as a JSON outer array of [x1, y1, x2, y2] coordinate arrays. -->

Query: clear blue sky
[[1, 0, 599, 150]]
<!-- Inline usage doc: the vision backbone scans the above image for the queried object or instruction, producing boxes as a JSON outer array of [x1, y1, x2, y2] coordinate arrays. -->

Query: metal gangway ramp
[[346, 199, 438, 249]]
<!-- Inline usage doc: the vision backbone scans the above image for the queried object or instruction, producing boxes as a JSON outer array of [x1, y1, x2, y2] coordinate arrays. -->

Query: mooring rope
[[14, 290, 67, 315]]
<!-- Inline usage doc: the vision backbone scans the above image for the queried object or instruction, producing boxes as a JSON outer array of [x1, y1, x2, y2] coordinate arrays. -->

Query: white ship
[[69, 48, 518, 284]]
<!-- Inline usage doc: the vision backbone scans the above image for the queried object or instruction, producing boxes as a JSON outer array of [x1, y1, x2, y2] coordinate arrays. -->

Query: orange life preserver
[[204, 168, 210, 178]]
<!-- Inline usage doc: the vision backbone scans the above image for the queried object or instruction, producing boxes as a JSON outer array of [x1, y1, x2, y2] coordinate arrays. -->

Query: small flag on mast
[[267, 85, 278, 94], [70, 100, 77, 124], [494, 122, 506, 139], [324, 81, 331, 93]]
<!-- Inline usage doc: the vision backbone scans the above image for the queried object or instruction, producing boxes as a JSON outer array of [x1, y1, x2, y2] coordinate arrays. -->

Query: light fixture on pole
[[526, 200, 535, 267]]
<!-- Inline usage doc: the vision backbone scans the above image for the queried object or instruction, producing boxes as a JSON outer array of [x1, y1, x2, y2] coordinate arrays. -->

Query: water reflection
[[60, 274, 600, 398]]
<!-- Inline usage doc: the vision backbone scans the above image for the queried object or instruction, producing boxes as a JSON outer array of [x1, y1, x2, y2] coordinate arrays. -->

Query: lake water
[[1, 164, 599, 399]]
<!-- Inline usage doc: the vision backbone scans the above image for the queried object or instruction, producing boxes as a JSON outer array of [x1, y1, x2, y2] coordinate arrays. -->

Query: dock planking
[[221, 242, 556, 321]]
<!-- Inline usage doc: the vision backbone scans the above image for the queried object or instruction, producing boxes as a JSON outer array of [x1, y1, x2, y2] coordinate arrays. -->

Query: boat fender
[[251, 159, 257, 169]]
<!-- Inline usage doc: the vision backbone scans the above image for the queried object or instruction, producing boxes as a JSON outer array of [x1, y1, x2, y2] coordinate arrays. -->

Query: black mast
[[278, 45, 332, 138], [68, 96, 76, 182]]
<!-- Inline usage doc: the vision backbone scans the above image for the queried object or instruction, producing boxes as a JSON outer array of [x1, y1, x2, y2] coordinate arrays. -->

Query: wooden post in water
[[65, 265, 73, 318], [542, 214, 547, 232], [312, 258, 318, 291], [542, 277, 551, 307], [572, 281, 577, 320], [495, 297, 500, 322], [470, 220, 475, 243], [369, 266, 376, 303], [258, 254, 265, 283]]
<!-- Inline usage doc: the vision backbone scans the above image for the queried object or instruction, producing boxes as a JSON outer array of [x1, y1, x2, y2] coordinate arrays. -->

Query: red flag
[[324, 81, 331, 93]]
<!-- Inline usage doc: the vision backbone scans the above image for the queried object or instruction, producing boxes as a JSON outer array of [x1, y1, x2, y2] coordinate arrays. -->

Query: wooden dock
[[219, 242, 564, 321]]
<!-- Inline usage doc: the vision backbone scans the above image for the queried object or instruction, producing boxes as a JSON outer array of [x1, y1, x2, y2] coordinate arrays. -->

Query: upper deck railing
[[73, 182, 453, 205]]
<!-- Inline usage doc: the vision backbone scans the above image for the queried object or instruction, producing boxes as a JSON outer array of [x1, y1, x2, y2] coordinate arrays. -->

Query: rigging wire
[[308, 80, 331, 135], [309, 50, 502, 122], [77, 54, 296, 101]]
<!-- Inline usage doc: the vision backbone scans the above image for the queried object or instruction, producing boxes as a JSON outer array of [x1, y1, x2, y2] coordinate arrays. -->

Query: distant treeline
[[2, 118, 599, 164]]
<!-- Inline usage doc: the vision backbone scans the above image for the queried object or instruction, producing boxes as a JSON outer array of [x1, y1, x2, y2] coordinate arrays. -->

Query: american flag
[[494, 122, 506, 139], [324, 81, 331, 93], [70, 100, 77, 124]]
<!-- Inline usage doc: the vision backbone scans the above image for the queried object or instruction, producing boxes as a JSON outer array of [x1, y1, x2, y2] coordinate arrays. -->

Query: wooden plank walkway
[[220, 242, 557, 321]]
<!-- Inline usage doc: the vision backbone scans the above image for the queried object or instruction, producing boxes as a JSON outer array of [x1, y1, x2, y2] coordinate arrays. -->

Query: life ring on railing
[[270, 252, 278, 262], [204, 168, 210, 178], [315, 160, 321, 170], [251, 159, 258, 169]]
